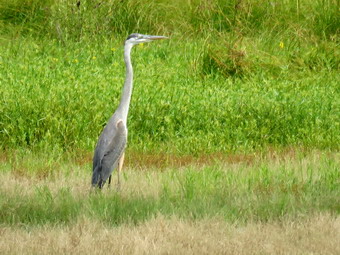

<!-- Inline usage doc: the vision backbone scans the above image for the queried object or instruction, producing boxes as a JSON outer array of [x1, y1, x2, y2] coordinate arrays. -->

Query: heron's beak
[[145, 35, 168, 41]]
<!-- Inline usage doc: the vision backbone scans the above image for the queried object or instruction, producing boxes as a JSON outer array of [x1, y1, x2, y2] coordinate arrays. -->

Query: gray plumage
[[91, 33, 168, 189]]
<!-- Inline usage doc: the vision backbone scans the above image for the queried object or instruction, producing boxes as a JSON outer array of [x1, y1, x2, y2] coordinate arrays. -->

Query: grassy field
[[0, 0, 339, 253], [1, 150, 339, 253], [1, 214, 339, 254], [1, 36, 339, 153], [1, 0, 339, 153]]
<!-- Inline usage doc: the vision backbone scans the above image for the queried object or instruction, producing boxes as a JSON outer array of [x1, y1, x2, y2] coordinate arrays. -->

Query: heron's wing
[[100, 120, 127, 180]]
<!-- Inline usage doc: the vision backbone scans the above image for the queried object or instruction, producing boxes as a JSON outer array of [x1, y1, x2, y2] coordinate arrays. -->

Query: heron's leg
[[98, 179, 103, 189], [108, 175, 112, 188], [117, 152, 125, 191]]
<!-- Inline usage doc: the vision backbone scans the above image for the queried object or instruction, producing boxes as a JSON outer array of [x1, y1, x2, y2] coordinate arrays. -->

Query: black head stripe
[[126, 33, 140, 40]]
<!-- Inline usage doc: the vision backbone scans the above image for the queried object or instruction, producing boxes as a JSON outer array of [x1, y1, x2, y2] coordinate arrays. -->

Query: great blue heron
[[91, 33, 168, 189]]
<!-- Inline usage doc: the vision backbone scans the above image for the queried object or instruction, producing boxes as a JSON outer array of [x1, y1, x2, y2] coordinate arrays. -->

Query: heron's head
[[125, 33, 168, 46]]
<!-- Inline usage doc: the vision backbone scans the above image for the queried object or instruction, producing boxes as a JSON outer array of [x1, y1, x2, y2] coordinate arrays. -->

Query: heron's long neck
[[118, 43, 133, 122]]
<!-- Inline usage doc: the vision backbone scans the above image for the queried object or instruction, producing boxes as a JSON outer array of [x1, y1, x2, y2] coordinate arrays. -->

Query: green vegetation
[[0, 0, 339, 153], [0, 0, 339, 240], [1, 152, 339, 226], [2, 37, 338, 153]]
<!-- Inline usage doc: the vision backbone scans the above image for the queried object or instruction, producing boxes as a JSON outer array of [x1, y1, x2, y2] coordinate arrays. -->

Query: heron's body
[[91, 33, 167, 189], [92, 112, 127, 188]]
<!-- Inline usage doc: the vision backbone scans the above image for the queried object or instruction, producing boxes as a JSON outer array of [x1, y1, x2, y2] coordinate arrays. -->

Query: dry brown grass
[[73, 147, 322, 170], [1, 214, 339, 255], [1, 149, 335, 198], [0, 166, 165, 200], [1, 149, 337, 199], [1, 150, 339, 254]]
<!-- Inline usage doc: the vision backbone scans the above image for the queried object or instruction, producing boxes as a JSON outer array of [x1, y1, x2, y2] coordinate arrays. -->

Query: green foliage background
[[0, 0, 339, 153]]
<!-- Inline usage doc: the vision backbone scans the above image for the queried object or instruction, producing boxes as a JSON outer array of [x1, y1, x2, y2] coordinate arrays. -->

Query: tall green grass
[[1, 0, 338, 39], [0, 0, 339, 153], [1, 38, 339, 153]]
